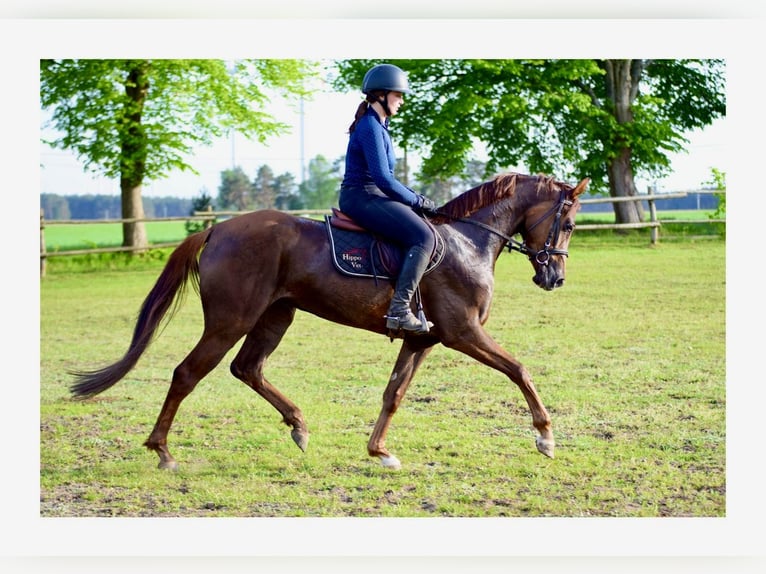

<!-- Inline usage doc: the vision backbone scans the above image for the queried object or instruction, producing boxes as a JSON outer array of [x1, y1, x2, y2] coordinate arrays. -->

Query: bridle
[[522, 189, 574, 264], [431, 189, 574, 266]]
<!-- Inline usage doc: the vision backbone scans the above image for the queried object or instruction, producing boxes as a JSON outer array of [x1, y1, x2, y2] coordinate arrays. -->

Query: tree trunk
[[120, 61, 150, 250], [604, 59, 645, 224], [607, 147, 644, 224], [121, 180, 148, 249]]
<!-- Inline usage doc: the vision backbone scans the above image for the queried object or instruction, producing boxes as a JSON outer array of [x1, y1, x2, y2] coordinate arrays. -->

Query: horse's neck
[[463, 184, 551, 257], [441, 176, 552, 255], [486, 183, 558, 235], [475, 194, 525, 237], [443, 199, 519, 259]]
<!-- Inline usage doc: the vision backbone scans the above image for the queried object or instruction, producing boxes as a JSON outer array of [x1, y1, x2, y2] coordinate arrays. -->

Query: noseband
[[433, 190, 573, 265]]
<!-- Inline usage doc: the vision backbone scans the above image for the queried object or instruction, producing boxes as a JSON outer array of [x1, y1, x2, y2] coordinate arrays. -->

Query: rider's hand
[[416, 195, 437, 215]]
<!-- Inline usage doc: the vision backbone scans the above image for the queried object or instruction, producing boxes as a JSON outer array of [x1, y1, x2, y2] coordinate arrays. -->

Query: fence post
[[40, 209, 47, 277], [204, 205, 213, 229], [648, 186, 659, 245]]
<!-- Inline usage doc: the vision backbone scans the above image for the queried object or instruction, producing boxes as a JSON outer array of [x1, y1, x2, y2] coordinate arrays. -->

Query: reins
[[430, 190, 573, 265]]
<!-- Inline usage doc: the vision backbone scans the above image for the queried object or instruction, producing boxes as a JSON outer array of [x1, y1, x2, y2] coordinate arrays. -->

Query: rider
[[339, 63, 437, 333]]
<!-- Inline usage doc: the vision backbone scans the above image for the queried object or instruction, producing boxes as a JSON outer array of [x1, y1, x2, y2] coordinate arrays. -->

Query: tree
[[419, 159, 490, 204], [185, 188, 214, 236], [40, 59, 316, 248], [217, 166, 254, 210], [333, 59, 725, 223], [273, 172, 300, 210], [298, 155, 343, 209], [252, 164, 278, 210], [706, 167, 726, 239], [40, 194, 70, 220]]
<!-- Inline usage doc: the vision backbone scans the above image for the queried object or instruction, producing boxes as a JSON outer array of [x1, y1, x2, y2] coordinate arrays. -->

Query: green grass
[[41, 211, 721, 253], [577, 209, 717, 223], [43, 220, 190, 252], [39, 235, 725, 517]]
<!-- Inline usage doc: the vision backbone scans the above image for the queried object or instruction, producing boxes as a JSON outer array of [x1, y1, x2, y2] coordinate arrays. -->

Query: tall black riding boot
[[385, 245, 432, 333]]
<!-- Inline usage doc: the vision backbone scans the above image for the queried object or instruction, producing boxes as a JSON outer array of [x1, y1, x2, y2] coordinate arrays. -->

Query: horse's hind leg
[[229, 300, 310, 452], [368, 336, 436, 469], [144, 330, 242, 470]]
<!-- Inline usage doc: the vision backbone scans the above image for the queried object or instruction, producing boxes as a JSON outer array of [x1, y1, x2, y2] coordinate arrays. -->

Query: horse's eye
[[564, 221, 575, 233]]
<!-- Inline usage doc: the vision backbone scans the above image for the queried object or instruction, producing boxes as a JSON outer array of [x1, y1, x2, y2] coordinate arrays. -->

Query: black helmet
[[362, 63, 411, 94]]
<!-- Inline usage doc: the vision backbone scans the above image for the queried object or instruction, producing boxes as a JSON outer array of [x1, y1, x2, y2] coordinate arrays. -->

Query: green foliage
[[706, 168, 726, 216], [185, 189, 214, 236], [252, 164, 278, 209], [41, 59, 319, 248], [40, 59, 317, 184], [298, 155, 343, 209], [332, 59, 726, 194], [217, 164, 303, 211], [417, 159, 490, 203], [705, 168, 726, 238], [273, 171, 301, 210], [217, 166, 254, 210]]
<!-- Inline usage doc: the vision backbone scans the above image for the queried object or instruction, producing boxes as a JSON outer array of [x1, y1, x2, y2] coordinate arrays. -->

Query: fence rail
[[575, 189, 724, 243], [40, 189, 724, 276]]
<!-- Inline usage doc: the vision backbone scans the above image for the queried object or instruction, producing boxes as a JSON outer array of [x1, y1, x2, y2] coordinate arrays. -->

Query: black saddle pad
[[324, 216, 445, 280]]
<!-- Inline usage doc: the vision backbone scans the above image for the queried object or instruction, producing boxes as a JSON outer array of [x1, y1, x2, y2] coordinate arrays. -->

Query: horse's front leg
[[368, 336, 436, 469], [443, 326, 555, 459]]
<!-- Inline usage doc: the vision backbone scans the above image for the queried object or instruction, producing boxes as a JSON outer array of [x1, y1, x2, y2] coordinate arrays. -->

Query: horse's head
[[521, 177, 589, 291]]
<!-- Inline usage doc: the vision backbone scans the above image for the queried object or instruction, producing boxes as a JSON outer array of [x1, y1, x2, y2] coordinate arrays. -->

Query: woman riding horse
[[339, 63, 437, 333]]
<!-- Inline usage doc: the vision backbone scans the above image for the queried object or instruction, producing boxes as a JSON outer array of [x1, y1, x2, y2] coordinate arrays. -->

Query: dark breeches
[[340, 192, 435, 253]]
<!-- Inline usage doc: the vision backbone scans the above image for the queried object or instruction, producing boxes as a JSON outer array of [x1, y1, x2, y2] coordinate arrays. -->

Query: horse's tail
[[69, 227, 213, 399]]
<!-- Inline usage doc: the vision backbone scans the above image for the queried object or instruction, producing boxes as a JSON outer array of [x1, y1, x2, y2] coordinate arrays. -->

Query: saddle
[[325, 208, 445, 282]]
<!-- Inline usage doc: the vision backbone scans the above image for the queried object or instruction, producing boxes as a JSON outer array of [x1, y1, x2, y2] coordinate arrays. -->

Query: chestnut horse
[[71, 172, 588, 470]]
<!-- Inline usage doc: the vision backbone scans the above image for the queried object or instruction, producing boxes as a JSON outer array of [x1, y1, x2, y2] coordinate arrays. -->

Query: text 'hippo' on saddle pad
[[324, 214, 445, 281]]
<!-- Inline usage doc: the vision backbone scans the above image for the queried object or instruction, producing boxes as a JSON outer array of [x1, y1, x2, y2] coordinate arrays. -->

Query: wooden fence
[[40, 189, 724, 276], [576, 189, 725, 244]]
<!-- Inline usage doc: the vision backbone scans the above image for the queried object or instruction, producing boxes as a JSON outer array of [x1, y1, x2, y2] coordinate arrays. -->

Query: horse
[[70, 172, 588, 471]]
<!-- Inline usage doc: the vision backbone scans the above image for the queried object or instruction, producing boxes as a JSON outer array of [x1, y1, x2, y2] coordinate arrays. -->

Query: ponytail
[[348, 91, 386, 133], [348, 100, 369, 134]]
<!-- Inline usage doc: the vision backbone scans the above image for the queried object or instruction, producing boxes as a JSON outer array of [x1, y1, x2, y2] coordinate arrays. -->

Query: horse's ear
[[572, 178, 590, 199]]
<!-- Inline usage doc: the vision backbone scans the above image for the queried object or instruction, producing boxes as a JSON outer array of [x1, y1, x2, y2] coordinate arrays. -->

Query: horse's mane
[[433, 172, 560, 223]]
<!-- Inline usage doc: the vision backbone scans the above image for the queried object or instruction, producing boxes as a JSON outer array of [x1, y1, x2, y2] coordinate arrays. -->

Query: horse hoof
[[379, 454, 402, 470], [158, 460, 179, 471], [291, 428, 310, 452], [536, 436, 555, 459]]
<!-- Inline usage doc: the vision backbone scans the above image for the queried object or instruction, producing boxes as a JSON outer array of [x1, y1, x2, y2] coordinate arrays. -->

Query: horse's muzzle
[[533, 266, 565, 291]]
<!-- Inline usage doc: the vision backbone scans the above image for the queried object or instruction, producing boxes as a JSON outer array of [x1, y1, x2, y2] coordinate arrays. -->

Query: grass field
[[43, 220, 190, 251], [41, 209, 720, 252], [39, 230, 726, 519]]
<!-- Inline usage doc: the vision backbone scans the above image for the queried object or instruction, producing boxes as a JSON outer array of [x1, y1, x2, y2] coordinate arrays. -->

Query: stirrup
[[385, 311, 433, 333]]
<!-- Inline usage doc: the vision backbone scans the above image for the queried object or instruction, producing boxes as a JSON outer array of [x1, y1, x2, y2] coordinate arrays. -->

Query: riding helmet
[[362, 63, 411, 94]]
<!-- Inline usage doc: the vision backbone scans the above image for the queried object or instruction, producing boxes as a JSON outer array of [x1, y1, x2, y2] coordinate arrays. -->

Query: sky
[[39, 81, 728, 200]]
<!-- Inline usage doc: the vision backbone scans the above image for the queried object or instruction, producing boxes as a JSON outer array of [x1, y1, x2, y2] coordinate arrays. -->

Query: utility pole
[[230, 131, 236, 168], [300, 95, 306, 183]]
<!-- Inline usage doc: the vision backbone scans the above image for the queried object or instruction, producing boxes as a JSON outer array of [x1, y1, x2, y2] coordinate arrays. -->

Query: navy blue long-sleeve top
[[341, 107, 420, 207]]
